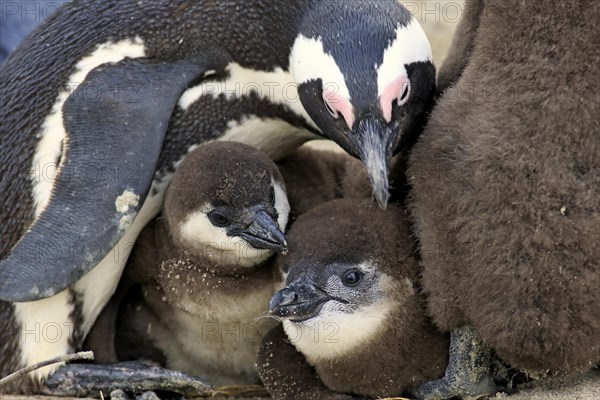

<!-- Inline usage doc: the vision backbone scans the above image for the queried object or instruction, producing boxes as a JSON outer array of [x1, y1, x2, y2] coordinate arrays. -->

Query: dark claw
[[411, 326, 498, 400], [42, 361, 212, 398]]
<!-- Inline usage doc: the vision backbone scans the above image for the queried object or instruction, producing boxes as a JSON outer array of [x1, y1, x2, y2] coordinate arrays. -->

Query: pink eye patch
[[380, 76, 411, 123], [323, 86, 355, 129]]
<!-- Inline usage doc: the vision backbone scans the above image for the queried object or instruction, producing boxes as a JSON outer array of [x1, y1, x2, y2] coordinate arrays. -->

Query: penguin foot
[[42, 361, 212, 398], [411, 326, 497, 400]]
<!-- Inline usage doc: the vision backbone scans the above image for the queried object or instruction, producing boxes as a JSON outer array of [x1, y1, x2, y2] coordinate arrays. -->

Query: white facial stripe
[[290, 35, 351, 100], [32, 37, 146, 218], [377, 18, 432, 98], [272, 179, 290, 232], [180, 205, 272, 268], [178, 62, 317, 129], [180, 203, 227, 248], [218, 116, 319, 161], [283, 299, 392, 363]]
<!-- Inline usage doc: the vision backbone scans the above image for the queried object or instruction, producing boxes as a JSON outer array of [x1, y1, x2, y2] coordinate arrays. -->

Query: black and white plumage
[[0, 0, 434, 391], [0, 0, 68, 65]]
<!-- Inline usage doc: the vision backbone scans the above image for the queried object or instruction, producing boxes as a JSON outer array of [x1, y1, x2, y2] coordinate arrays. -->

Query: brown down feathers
[[408, 0, 600, 374]]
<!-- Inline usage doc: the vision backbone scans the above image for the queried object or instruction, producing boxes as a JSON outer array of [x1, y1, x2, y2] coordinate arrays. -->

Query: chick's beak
[[269, 277, 331, 322], [237, 208, 287, 253]]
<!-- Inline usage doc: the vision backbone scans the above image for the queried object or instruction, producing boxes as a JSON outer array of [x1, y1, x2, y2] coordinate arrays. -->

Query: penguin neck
[[133, 233, 279, 386], [175, 246, 273, 277], [160, 215, 274, 273], [150, 217, 277, 304], [307, 289, 449, 398]]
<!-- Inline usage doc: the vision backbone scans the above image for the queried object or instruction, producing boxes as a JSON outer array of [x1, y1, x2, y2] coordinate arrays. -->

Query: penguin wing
[[0, 53, 229, 302]]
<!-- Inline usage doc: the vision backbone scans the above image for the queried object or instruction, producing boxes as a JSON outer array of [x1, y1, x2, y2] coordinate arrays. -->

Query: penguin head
[[163, 142, 289, 268], [270, 260, 389, 323], [290, 0, 435, 208], [269, 199, 418, 358]]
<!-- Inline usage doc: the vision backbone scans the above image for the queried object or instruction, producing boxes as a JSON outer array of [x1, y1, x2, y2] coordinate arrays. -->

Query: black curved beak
[[353, 116, 396, 209], [237, 209, 287, 253], [269, 277, 332, 322]]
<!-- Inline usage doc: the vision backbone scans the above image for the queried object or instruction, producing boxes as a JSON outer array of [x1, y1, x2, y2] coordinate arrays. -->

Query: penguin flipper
[[0, 53, 229, 302], [42, 361, 212, 398], [411, 326, 497, 400]]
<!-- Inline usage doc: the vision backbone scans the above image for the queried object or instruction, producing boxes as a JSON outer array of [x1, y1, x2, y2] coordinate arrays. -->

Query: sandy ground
[[494, 369, 600, 400], [3, 370, 599, 400]]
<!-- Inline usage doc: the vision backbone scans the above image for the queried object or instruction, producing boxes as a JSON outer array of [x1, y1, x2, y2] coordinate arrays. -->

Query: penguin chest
[[151, 280, 277, 386], [157, 62, 321, 175]]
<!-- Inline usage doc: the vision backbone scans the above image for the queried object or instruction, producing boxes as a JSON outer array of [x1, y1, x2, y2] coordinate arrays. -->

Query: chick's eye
[[342, 269, 363, 287], [209, 211, 229, 227]]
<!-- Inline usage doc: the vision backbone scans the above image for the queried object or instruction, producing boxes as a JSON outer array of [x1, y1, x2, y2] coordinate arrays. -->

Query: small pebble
[[135, 391, 161, 400], [110, 389, 130, 400]]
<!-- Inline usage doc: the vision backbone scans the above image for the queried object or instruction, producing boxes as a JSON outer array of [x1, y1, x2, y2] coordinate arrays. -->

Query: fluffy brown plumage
[[85, 143, 412, 390], [258, 199, 449, 399], [85, 143, 374, 384], [278, 145, 415, 223], [86, 142, 288, 385], [276, 147, 371, 221], [408, 0, 600, 374]]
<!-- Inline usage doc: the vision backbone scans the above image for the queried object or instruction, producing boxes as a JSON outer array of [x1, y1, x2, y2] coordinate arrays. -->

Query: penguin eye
[[208, 211, 230, 227], [324, 98, 339, 118], [398, 81, 411, 106], [341, 269, 363, 287], [322, 90, 339, 119], [269, 187, 275, 205]]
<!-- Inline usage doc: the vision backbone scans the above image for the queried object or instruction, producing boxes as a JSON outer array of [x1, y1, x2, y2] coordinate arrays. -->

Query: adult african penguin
[[258, 199, 449, 399], [408, 0, 600, 398], [0, 0, 434, 391], [80, 142, 288, 387]]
